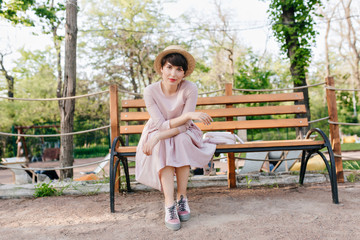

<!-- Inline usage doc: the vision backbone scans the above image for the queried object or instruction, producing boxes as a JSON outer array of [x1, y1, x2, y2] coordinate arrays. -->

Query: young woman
[[135, 45, 216, 231]]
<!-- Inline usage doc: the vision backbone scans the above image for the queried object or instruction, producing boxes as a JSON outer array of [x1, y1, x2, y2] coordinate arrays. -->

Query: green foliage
[[336, 91, 360, 135], [33, 182, 58, 197], [1, 49, 58, 130], [0, 0, 35, 25], [0, 0, 65, 30], [80, 0, 173, 93], [74, 145, 109, 159], [245, 175, 253, 188], [234, 51, 274, 93], [346, 172, 360, 182], [343, 161, 360, 171], [267, 0, 321, 78]]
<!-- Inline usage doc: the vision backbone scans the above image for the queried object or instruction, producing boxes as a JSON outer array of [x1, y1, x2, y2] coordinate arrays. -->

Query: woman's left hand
[[143, 134, 160, 156]]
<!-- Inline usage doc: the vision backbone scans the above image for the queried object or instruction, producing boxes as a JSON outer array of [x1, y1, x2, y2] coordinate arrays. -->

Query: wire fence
[[0, 125, 110, 138]]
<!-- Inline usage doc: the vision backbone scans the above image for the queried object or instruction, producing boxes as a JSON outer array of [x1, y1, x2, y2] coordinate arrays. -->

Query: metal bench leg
[[299, 150, 312, 185], [110, 136, 121, 213], [305, 128, 339, 204], [110, 149, 116, 213], [120, 156, 132, 192], [316, 150, 339, 203]]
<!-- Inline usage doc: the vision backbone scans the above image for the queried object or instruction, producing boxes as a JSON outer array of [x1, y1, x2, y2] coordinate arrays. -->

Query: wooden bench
[[109, 83, 339, 213]]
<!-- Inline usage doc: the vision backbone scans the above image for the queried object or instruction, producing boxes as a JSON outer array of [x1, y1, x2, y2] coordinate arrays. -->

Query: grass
[[343, 161, 360, 170], [74, 145, 109, 158], [341, 143, 360, 151], [346, 173, 360, 183]]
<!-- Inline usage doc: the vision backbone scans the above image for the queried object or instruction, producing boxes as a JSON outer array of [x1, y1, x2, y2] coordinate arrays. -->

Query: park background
[[0, 0, 360, 172]]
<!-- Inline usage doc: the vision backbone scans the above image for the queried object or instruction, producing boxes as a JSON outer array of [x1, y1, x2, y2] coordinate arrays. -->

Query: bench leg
[[110, 153, 121, 213], [316, 150, 339, 204], [304, 128, 339, 204], [110, 136, 121, 213], [120, 156, 132, 192], [227, 152, 236, 188], [299, 150, 312, 185], [110, 150, 116, 213]]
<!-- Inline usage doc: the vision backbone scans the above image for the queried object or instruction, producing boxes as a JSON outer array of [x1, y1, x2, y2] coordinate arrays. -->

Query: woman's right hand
[[143, 134, 160, 156], [186, 112, 213, 125]]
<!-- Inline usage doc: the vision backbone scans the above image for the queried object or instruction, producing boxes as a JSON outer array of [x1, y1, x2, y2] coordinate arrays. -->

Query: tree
[[0, 0, 36, 26], [32, 0, 65, 99], [80, 0, 171, 96], [59, 0, 77, 179], [0, 49, 59, 158], [0, 52, 14, 98], [338, 0, 359, 116], [186, 0, 240, 90], [267, 0, 322, 134], [318, 1, 339, 77], [337, 91, 360, 135], [1, 0, 65, 101]]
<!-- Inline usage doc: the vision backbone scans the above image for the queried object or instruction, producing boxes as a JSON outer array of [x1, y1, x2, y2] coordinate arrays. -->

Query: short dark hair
[[161, 53, 188, 73]]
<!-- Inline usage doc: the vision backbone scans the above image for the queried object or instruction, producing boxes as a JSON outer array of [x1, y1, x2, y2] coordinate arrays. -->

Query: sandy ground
[[0, 182, 359, 240], [1, 153, 360, 239]]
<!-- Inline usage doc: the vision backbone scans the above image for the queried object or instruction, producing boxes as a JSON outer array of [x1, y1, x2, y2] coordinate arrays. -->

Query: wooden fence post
[[325, 77, 344, 183], [109, 85, 121, 192], [225, 83, 236, 188]]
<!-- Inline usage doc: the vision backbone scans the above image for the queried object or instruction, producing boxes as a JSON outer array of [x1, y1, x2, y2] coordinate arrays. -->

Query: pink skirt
[[135, 124, 216, 191]]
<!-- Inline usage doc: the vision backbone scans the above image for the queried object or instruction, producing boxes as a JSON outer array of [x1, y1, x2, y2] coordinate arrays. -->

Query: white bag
[[203, 132, 244, 145]]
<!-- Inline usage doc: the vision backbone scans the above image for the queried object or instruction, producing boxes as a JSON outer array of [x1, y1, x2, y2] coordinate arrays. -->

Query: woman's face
[[161, 62, 185, 87]]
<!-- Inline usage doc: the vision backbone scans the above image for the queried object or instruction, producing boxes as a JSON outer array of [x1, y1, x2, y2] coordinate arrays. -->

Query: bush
[[33, 182, 58, 198]]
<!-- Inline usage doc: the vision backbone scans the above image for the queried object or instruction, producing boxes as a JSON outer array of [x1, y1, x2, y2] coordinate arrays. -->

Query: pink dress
[[135, 80, 216, 190]]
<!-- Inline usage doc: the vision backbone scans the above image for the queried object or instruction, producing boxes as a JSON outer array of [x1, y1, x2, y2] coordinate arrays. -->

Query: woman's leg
[[160, 166, 175, 207], [161, 166, 181, 230], [175, 165, 190, 200], [175, 165, 191, 222]]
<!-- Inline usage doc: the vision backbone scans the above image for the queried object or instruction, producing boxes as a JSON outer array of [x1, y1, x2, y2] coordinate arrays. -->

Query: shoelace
[[178, 196, 186, 212], [168, 204, 177, 220]]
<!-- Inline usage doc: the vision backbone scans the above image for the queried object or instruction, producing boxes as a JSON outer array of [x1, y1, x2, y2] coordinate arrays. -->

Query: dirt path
[[0, 182, 359, 240]]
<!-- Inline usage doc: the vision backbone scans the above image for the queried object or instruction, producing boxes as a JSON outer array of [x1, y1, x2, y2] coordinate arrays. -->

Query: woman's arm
[[169, 86, 212, 128], [143, 127, 182, 155]]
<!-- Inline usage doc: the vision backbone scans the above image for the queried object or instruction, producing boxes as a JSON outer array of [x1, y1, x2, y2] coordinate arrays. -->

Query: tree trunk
[[282, 5, 310, 136], [59, 0, 77, 179], [0, 53, 14, 99]]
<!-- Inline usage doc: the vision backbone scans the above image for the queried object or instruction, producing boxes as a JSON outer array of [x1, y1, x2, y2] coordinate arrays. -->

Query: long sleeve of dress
[[143, 87, 170, 131], [181, 85, 198, 130]]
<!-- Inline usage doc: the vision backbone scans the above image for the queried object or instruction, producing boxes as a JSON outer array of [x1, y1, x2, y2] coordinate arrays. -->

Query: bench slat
[[121, 92, 304, 108], [119, 118, 308, 134], [197, 93, 304, 106], [116, 139, 324, 154], [120, 105, 307, 121]]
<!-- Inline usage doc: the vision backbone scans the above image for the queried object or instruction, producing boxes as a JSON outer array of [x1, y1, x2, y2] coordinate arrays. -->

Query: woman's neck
[[161, 81, 180, 96]]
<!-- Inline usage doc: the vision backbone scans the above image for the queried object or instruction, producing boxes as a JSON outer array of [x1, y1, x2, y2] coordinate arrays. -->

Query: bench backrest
[[118, 84, 307, 137]]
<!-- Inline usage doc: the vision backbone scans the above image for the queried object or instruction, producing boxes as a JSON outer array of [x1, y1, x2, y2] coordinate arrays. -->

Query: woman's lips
[[169, 78, 176, 82]]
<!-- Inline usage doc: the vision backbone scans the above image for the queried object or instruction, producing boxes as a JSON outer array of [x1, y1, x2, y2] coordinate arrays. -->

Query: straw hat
[[154, 45, 196, 78]]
